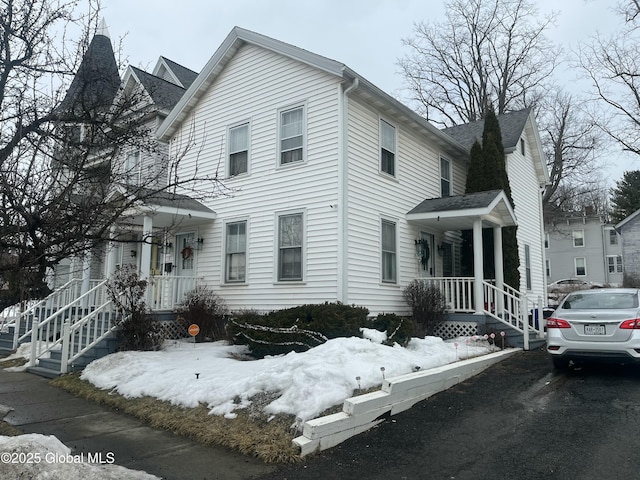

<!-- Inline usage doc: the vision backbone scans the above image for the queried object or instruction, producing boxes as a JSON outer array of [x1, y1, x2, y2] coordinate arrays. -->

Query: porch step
[[27, 333, 121, 379]]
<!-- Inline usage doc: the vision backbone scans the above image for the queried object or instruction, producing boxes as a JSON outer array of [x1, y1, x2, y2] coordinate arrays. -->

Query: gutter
[[337, 76, 359, 303]]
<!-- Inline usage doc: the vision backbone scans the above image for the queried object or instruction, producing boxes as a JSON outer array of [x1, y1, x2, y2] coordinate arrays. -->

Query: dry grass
[[50, 373, 302, 463], [0, 421, 22, 436], [0, 358, 27, 369]]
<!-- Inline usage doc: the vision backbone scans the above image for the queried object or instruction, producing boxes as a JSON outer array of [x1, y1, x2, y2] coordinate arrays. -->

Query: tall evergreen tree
[[611, 170, 640, 223], [461, 109, 520, 290]]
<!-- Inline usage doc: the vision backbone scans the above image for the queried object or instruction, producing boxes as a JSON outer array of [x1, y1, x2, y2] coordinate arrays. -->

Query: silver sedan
[[546, 288, 640, 369]]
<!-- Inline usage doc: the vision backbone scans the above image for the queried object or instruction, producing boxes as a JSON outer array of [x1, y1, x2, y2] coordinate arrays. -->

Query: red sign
[[188, 324, 200, 337]]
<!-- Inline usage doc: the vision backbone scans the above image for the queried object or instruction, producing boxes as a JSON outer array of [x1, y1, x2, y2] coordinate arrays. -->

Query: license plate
[[584, 325, 606, 335]]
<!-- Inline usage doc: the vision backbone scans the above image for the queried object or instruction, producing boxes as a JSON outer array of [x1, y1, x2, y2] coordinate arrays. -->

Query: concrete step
[[25, 365, 62, 379]]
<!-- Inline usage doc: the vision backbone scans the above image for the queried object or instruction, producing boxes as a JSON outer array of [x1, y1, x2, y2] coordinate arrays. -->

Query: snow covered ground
[[1, 330, 497, 478]]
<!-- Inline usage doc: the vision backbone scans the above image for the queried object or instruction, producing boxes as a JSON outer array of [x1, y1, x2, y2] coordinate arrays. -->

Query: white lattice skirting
[[433, 321, 479, 339]]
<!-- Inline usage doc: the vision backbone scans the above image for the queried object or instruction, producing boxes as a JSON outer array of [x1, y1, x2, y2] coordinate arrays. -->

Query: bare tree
[[538, 90, 604, 207], [398, 0, 560, 127], [0, 0, 223, 309], [578, 0, 640, 157]]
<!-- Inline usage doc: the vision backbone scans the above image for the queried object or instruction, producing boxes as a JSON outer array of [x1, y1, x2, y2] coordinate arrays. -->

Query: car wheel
[[552, 357, 570, 370]]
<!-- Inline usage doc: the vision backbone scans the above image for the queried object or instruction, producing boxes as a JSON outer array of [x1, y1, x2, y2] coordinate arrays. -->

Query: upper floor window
[[440, 157, 451, 197], [380, 119, 396, 176], [544, 233, 549, 249], [278, 213, 303, 281], [280, 106, 304, 165], [125, 150, 141, 185], [520, 138, 525, 155], [381, 219, 397, 283], [572, 230, 584, 247], [609, 229, 618, 245], [225, 221, 246, 283], [228, 123, 249, 176]]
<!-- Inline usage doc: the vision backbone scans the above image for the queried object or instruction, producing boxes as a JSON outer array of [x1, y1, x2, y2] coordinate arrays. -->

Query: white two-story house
[[150, 27, 549, 316]]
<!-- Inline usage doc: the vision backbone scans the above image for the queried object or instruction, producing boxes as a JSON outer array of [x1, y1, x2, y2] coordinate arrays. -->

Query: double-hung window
[[440, 157, 451, 197], [609, 229, 618, 245], [278, 213, 303, 281], [125, 150, 141, 185], [225, 221, 246, 283], [575, 257, 586, 276], [607, 255, 623, 273], [229, 123, 249, 176], [381, 219, 397, 283], [280, 106, 304, 165], [572, 230, 584, 247], [380, 119, 396, 176]]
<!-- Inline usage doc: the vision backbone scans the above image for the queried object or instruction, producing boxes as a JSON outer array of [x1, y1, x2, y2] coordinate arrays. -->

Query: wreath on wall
[[181, 246, 193, 260]]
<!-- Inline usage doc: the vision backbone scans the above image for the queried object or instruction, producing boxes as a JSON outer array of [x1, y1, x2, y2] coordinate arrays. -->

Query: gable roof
[[441, 109, 532, 153], [155, 27, 469, 158], [153, 57, 199, 89], [407, 190, 517, 230], [615, 208, 640, 233], [442, 109, 549, 185], [129, 66, 187, 112]]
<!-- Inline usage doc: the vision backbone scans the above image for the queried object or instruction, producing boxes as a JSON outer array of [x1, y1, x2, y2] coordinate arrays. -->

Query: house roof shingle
[[130, 66, 187, 112], [441, 109, 532, 153]]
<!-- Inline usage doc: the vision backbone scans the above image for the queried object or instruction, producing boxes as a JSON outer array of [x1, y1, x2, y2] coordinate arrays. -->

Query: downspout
[[337, 77, 359, 304]]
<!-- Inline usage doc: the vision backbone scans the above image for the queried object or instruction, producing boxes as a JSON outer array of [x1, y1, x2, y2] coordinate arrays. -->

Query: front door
[[419, 232, 435, 277], [175, 232, 195, 277]]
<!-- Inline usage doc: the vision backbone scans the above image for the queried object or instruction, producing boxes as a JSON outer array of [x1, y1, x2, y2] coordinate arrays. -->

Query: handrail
[[60, 300, 121, 373], [29, 279, 109, 368]]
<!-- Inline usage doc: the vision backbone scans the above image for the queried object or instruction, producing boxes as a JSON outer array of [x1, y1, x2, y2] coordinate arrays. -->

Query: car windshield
[[562, 292, 639, 310]]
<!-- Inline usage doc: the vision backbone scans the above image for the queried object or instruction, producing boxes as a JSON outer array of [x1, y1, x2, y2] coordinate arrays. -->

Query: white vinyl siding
[[168, 44, 341, 311]]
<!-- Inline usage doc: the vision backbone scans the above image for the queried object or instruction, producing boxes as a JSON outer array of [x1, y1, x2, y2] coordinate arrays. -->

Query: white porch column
[[140, 215, 153, 280], [81, 250, 92, 296], [493, 225, 504, 315], [473, 219, 484, 315], [105, 227, 118, 278]]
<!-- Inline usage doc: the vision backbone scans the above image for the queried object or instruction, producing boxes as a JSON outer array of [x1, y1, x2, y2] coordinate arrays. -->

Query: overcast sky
[[101, 0, 634, 183]]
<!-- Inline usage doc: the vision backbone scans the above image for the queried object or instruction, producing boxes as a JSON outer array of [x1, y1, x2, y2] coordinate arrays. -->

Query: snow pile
[[81, 335, 495, 422], [0, 434, 159, 480]]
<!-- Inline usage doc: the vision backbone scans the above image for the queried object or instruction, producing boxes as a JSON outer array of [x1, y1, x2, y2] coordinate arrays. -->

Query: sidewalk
[[0, 368, 275, 480]]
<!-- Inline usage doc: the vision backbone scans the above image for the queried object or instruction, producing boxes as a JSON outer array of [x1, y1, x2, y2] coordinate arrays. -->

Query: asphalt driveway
[[255, 347, 640, 480]]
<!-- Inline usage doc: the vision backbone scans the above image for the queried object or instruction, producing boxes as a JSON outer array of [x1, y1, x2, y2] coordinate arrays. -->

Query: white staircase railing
[[29, 279, 109, 369], [419, 277, 545, 350], [146, 275, 199, 310]]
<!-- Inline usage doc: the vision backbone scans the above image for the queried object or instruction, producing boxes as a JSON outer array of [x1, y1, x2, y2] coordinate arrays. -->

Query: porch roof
[[122, 190, 216, 228], [406, 190, 517, 231]]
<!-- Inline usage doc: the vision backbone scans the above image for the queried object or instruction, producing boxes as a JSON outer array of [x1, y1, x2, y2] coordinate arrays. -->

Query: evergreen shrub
[[228, 303, 369, 358]]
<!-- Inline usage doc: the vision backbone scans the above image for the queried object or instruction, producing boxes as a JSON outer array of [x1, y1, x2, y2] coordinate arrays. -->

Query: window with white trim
[[279, 106, 304, 165], [572, 230, 584, 247], [380, 119, 396, 176], [545, 259, 551, 277], [544, 233, 549, 249], [440, 157, 451, 197], [278, 213, 303, 281], [575, 257, 586, 276], [381, 219, 397, 283], [609, 229, 618, 245], [607, 255, 623, 273], [225, 221, 246, 283], [228, 123, 249, 176], [125, 150, 141, 185]]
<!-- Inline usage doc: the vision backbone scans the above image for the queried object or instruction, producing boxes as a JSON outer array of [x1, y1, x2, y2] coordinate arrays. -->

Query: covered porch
[[407, 190, 545, 348]]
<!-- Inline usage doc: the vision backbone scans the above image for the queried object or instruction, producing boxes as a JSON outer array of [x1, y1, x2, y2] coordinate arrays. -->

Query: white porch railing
[[419, 277, 545, 349], [146, 275, 200, 310], [29, 279, 110, 368]]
